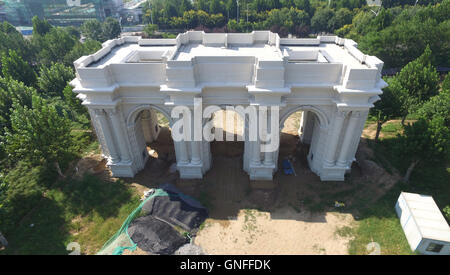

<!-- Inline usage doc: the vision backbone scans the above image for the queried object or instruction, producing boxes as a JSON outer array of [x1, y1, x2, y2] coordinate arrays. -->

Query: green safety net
[[96, 188, 169, 255]]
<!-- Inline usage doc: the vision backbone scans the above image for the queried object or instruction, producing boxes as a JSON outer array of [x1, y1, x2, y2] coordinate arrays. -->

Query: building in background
[[0, 0, 126, 26]]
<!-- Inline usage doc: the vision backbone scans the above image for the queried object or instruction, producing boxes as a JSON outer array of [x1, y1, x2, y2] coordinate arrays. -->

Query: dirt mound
[[74, 153, 109, 179]]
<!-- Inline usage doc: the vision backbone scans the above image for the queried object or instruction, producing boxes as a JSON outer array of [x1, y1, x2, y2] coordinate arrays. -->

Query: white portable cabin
[[395, 192, 450, 255]]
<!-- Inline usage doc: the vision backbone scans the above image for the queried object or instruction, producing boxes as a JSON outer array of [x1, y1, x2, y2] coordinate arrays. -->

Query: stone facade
[[70, 31, 386, 181]]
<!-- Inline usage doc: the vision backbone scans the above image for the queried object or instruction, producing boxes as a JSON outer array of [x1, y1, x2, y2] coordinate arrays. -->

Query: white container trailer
[[395, 192, 450, 255]]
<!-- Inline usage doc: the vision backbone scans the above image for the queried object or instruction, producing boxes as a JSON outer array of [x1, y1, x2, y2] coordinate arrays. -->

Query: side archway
[[126, 104, 173, 171], [279, 105, 329, 130], [277, 105, 330, 176]]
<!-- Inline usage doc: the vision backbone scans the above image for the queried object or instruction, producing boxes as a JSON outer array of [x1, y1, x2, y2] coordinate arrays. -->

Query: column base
[[249, 163, 276, 180], [109, 161, 137, 177], [319, 165, 347, 181], [178, 162, 204, 179]]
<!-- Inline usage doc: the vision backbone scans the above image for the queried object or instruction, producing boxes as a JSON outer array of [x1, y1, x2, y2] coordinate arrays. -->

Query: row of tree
[[371, 46, 449, 182], [138, 0, 449, 69], [0, 18, 101, 234]]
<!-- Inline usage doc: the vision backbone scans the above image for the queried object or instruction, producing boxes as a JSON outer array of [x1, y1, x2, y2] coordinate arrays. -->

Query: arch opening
[[278, 108, 323, 177], [130, 106, 176, 175], [209, 108, 245, 158]]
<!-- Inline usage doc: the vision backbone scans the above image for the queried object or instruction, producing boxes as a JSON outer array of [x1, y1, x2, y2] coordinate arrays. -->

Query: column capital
[[350, 111, 362, 119], [105, 107, 120, 117], [336, 109, 350, 118], [94, 109, 106, 116]]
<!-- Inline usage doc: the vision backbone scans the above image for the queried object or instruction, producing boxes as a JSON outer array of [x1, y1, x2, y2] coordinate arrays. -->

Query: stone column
[[190, 141, 201, 165], [252, 140, 261, 165], [323, 110, 347, 167], [95, 109, 120, 163], [263, 109, 274, 166], [251, 110, 261, 166], [189, 108, 202, 165], [107, 107, 131, 163], [177, 140, 189, 164], [141, 110, 154, 143], [337, 111, 361, 167]]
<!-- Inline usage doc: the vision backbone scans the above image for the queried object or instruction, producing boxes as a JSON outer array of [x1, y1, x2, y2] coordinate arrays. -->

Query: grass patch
[[348, 183, 414, 255], [1, 174, 140, 255], [335, 225, 354, 238], [347, 124, 450, 254]]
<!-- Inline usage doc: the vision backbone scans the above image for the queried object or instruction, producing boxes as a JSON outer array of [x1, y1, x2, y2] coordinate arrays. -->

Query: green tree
[[4, 94, 73, 174], [37, 63, 74, 98], [390, 46, 440, 124], [32, 27, 77, 66], [66, 26, 81, 39], [0, 77, 34, 132], [102, 17, 121, 40], [180, 0, 193, 15], [62, 85, 86, 116], [370, 80, 403, 141], [81, 19, 105, 42], [311, 8, 335, 33], [143, 24, 159, 37], [210, 0, 223, 14], [226, 0, 238, 20], [32, 16, 52, 36], [1, 50, 37, 87], [328, 8, 352, 32], [294, 0, 311, 15], [397, 117, 450, 182], [63, 39, 102, 66], [0, 22, 34, 65], [417, 85, 450, 128]]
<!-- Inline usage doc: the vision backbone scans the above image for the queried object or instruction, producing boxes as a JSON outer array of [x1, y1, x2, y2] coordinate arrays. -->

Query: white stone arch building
[[70, 31, 386, 181]]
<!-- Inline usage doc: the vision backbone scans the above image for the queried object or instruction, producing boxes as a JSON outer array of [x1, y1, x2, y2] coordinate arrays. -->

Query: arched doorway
[[209, 109, 245, 158], [126, 104, 174, 174], [278, 106, 329, 177]]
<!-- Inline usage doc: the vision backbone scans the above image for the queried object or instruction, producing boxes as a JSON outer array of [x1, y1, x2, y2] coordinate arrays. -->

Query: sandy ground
[[195, 209, 354, 255], [77, 110, 400, 255]]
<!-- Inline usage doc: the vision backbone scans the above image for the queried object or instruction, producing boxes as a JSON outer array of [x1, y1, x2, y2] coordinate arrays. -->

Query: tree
[[81, 19, 105, 42], [64, 39, 102, 66], [4, 94, 73, 175], [370, 79, 402, 141], [143, 24, 158, 37], [0, 22, 34, 65], [180, 0, 193, 15], [196, 0, 209, 12], [102, 17, 121, 40], [226, 0, 238, 20], [1, 50, 37, 87], [32, 27, 77, 66], [417, 81, 450, 127], [328, 8, 352, 32], [37, 63, 74, 98], [210, 0, 223, 14], [396, 117, 450, 182], [0, 77, 34, 132], [311, 8, 335, 33], [32, 16, 52, 36], [294, 0, 311, 15], [390, 46, 440, 124], [62, 85, 86, 116], [66, 26, 81, 39]]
